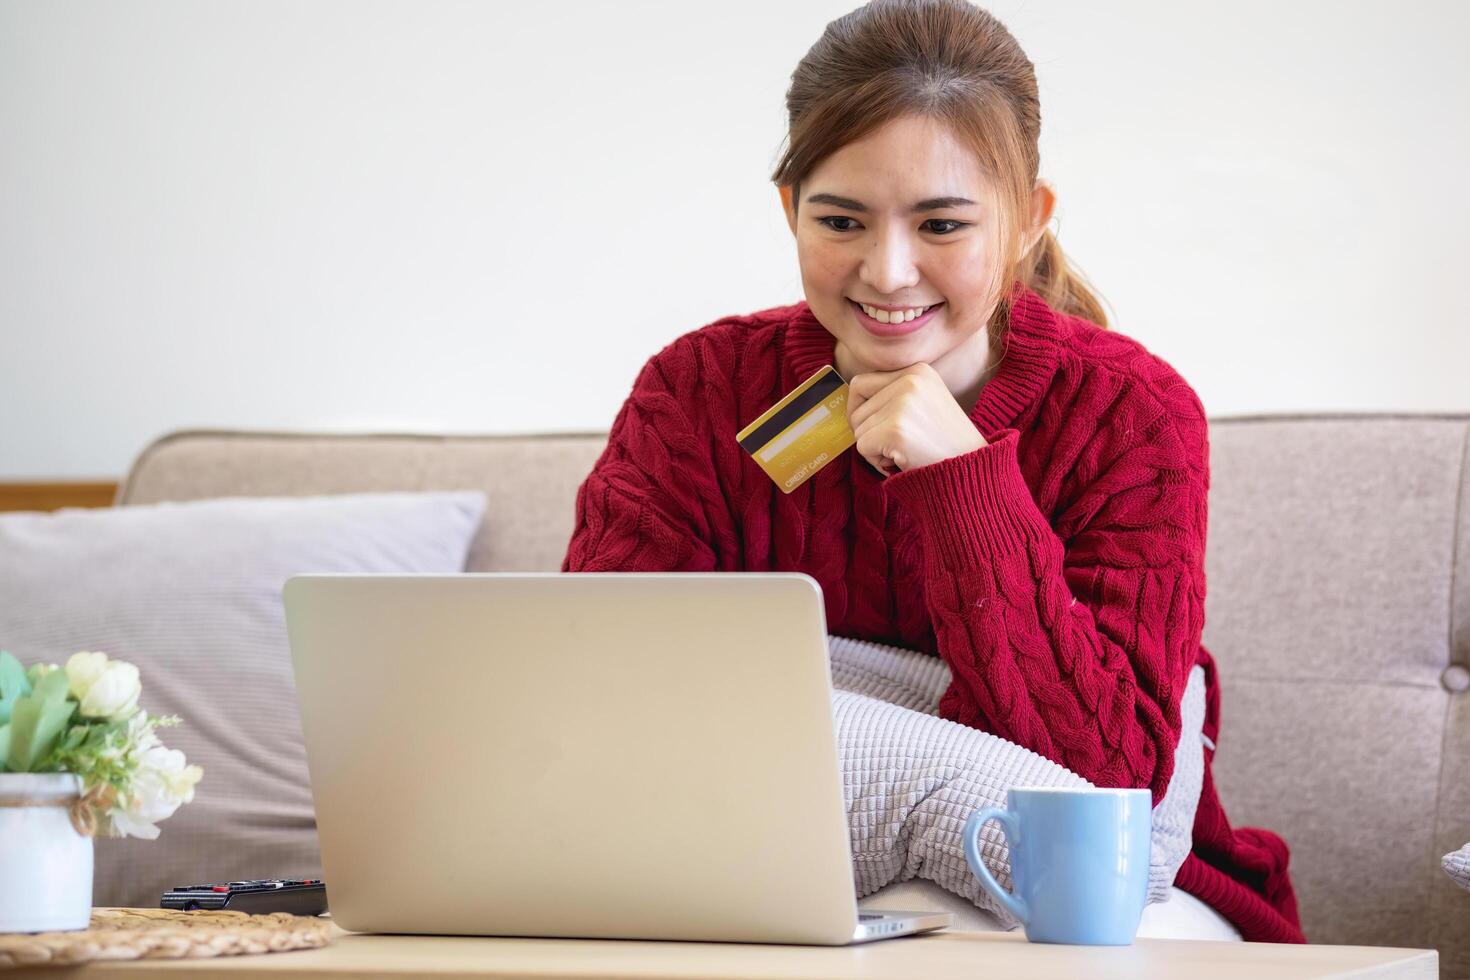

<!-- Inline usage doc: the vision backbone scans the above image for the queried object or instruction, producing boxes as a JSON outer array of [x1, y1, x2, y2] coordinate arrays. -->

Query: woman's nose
[[861, 229, 920, 295]]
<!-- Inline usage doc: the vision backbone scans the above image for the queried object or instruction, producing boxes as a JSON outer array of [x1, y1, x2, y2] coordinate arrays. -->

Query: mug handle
[[963, 807, 1029, 925]]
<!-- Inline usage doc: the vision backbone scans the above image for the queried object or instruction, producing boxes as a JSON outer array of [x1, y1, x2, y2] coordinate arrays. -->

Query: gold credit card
[[736, 365, 856, 494]]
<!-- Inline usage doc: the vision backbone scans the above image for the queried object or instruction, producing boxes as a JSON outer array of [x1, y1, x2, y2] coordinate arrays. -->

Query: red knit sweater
[[562, 281, 1305, 944]]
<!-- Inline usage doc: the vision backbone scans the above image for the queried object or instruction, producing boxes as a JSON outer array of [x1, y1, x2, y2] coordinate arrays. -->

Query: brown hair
[[770, 0, 1110, 332]]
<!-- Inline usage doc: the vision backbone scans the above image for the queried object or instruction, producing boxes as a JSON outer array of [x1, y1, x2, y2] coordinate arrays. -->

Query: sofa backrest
[[118, 417, 1470, 965], [119, 430, 607, 574]]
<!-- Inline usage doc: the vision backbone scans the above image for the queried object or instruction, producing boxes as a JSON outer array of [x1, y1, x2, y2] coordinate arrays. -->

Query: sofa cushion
[[0, 491, 486, 907]]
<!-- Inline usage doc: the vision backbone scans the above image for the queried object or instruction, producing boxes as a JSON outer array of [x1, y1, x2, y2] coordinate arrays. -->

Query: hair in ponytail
[[771, 0, 1109, 332]]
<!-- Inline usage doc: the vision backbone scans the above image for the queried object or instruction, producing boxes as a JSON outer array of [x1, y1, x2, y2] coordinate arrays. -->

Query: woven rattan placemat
[[0, 907, 334, 969]]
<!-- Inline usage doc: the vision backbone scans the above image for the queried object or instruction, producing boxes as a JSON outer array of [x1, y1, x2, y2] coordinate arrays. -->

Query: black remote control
[[161, 879, 328, 916]]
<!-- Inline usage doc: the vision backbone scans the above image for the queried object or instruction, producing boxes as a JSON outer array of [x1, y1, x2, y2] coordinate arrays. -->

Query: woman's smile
[[849, 298, 945, 338]]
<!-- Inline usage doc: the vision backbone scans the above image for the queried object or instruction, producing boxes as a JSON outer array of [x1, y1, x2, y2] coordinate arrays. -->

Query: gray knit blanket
[[828, 634, 1205, 926], [1443, 842, 1470, 892]]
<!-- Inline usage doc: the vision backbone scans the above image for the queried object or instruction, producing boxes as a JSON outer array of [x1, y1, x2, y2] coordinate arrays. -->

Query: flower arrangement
[[0, 649, 202, 838]]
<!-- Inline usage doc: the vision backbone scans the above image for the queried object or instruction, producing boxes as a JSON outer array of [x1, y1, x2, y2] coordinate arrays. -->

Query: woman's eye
[[815, 217, 968, 234], [817, 216, 860, 232]]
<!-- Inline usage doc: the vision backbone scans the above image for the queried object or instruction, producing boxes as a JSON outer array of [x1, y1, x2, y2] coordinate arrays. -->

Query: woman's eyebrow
[[805, 192, 977, 213]]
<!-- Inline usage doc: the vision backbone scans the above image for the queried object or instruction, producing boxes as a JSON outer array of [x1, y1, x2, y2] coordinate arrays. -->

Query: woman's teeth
[[858, 302, 938, 324]]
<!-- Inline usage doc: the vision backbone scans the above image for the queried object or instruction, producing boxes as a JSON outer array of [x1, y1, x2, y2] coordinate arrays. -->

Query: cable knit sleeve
[[880, 386, 1209, 806], [562, 343, 727, 573]]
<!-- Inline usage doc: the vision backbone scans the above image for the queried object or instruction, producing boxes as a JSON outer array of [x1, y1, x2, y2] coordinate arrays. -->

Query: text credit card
[[736, 365, 856, 494]]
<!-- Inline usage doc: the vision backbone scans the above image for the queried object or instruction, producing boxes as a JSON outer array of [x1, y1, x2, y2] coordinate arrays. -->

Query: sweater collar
[[781, 280, 1062, 434]]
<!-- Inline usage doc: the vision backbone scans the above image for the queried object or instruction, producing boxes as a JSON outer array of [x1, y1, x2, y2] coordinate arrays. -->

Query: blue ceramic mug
[[963, 786, 1151, 945]]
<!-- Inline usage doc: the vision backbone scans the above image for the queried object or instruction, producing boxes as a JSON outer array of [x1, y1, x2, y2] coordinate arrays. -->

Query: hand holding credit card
[[738, 362, 992, 490], [736, 365, 856, 493]]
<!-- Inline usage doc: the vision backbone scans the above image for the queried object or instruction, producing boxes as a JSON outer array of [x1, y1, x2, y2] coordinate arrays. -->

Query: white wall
[[2, 0, 1466, 479]]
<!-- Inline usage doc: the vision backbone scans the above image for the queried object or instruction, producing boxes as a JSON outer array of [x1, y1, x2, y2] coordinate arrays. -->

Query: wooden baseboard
[[0, 482, 119, 513]]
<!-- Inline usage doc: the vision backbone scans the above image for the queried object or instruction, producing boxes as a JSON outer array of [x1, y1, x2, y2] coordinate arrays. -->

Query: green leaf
[[0, 724, 10, 772], [60, 725, 88, 751], [0, 651, 31, 726], [6, 695, 76, 772], [32, 667, 71, 704]]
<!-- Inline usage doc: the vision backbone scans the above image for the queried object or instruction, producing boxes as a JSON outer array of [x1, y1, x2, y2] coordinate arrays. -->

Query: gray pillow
[[1445, 843, 1470, 892], [0, 492, 486, 907]]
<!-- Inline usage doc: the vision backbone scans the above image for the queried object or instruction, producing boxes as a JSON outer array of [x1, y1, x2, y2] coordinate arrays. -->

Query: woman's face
[[784, 114, 1048, 383]]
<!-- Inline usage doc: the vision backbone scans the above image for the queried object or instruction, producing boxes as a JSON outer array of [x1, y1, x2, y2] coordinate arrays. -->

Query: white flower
[[65, 651, 141, 722], [125, 710, 162, 754], [109, 744, 203, 840], [65, 651, 108, 697], [94, 710, 158, 766]]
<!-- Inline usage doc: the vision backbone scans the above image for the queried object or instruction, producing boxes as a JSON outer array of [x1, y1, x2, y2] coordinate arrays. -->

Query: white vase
[[0, 772, 94, 932]]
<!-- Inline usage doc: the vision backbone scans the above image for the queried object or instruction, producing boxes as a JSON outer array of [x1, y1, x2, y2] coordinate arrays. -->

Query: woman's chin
[[849, 338, 929, 372], [834, 332, 935, 377]]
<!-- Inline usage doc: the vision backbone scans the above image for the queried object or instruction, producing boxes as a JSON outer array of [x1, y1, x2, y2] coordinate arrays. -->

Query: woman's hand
[[846, 364, 987, 476]]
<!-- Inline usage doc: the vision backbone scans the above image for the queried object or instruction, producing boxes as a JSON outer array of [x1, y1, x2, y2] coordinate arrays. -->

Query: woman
[[563, 0, 1303, 944]]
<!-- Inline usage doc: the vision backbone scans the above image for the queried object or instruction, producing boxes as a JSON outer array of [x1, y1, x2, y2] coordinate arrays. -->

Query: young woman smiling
[[564, 0, 1304, 944]]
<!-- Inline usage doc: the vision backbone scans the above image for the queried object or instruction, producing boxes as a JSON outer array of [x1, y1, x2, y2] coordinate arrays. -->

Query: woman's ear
[[1026, 178, 1057, 251], [779, 185, 797, 237]]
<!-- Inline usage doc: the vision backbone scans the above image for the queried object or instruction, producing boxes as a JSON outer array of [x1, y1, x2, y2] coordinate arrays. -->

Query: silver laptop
[[282, 572, 952, 945]]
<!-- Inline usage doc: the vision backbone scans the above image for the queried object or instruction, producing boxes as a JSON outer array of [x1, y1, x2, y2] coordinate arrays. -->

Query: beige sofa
[[115, 415, 1470, 969]]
